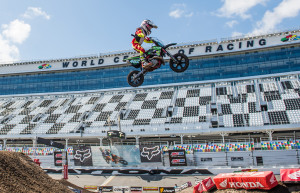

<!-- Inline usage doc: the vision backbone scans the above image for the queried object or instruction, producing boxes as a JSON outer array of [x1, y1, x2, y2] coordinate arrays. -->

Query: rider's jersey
[[132, 27, 153, 45]]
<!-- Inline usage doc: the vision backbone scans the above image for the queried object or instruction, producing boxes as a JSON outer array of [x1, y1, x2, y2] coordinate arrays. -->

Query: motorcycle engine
[[149, 58, 158, 65]]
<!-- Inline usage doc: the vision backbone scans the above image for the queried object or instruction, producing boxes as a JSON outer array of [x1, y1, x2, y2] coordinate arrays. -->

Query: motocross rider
[[132, 19, 158, 69]]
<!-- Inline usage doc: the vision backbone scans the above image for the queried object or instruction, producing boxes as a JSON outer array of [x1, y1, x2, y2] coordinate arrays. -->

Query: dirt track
[[0, 151, 299, 193], [0, 151, 74, 193]]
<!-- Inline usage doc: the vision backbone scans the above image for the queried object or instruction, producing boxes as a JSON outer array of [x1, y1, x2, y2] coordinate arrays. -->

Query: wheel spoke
[[178, 56, 183, 63]]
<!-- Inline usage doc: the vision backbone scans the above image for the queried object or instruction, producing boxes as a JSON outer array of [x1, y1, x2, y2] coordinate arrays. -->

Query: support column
[[266, 130, 274, 141], [32, 137, 37, 157], [3, 139, 7, 150], [219, 132, 228, 144], [135, 136, 140, 146], [65, 138, 69, 150], [180, 135, 184, 145], [99, 137, 104, 146], [32, 138, 37, 148]]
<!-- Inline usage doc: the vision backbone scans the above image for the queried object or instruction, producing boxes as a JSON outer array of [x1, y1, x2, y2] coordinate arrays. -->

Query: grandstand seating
[[0, 75, 300, 136]]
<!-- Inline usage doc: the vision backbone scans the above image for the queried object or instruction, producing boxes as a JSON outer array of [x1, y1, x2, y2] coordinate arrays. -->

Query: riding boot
[[140, 54, 152, 70]]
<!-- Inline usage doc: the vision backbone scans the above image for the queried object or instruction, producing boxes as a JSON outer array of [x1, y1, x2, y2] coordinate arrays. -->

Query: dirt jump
[[0, 151, 90, 193]]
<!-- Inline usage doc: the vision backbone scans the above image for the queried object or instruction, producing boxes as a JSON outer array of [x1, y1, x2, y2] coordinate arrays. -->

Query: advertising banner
[[143, 187, 159, 192], [159, 187, 175, 193], [140, 145, 162, 162], [37, 137, 64, 149], [54, 151, 63, 166], [113, 186, 130, 193], [84, 185, 98, 190], [281, 169, 300, 182], [91, 145, 140, 167], [130, 187, 143, 193], [99, 186, 113, 192], [179, 182, 192, 191], [193, 177, 215, 193], [73, 146, 93, 166], [213, 171, 278, 190], [168, 150, 187, 166]]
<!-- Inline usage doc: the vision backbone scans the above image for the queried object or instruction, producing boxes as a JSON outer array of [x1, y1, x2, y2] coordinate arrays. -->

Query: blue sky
[[0, 0, 300, 63]]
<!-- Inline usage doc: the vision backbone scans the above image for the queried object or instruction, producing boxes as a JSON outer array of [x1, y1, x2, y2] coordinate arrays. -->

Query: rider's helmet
[[141, 19, 158, 36]]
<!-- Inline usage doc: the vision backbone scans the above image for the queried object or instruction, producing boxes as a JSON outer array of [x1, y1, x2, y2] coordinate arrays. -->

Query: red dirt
[[0, 151, 73, 193]]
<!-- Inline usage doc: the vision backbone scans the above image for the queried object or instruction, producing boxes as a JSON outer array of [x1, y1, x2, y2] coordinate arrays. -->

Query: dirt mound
[[182, 182, 300, 193], [0, 151, 72, 193]]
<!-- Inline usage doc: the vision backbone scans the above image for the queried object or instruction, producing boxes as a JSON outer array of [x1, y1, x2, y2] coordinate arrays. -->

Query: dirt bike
[[124, 38, 189, 87], [100, 148, 128, 165]]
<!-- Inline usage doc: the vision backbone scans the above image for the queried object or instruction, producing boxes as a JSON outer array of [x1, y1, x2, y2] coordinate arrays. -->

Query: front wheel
[[169, 53, 189, 73], [127, 70, 144, 87], [119, 159, 128, 165]]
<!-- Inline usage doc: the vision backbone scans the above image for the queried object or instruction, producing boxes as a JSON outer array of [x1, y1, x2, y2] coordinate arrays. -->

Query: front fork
[[133, 69, 147, 81], [162, 48, 179, 64]]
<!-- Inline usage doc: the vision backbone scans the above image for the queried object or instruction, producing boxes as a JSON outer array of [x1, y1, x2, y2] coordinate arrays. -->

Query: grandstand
[[0, 29, 300, 168]]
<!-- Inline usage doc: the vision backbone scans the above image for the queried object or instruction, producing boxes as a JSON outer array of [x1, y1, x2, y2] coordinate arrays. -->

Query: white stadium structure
[[1, 29, 300, 170]]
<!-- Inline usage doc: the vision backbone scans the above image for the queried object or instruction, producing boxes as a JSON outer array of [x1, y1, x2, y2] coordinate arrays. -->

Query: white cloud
[[251, 0, 300, 35], [169, 9, 185, 19], [232, 31, 244, 37], [2, 19, 31, 44], [169, 4, 194, 19], [216, 0, 268, 19], [23, 7, 50, 20], [0, 34, 19, 62], [0, 7, 50, 63], [226, 20, 238, 28]]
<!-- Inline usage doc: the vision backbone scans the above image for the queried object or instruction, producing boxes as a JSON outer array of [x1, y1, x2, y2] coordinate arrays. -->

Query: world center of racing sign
[[1, 31, 300, 76]]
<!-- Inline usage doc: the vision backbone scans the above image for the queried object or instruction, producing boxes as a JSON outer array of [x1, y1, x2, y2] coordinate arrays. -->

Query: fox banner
[[139, 145, 162, 162], [168, 150, 187, 166], [73, 146, 93, 166], [281, 169, 300, 182], [213, 171, 278, 190]]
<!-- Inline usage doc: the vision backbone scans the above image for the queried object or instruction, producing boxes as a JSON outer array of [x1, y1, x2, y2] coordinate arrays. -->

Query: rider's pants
[[132, 42, 145, 55], [132, 42, 150, 68]]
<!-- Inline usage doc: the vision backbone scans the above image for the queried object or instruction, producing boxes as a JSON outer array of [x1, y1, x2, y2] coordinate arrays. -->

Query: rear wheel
[[169, 53, 189, 73], [127, 70, 144, 87]]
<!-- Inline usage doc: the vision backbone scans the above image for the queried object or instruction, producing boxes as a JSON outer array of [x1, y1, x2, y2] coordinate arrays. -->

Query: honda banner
[[213, 171, 278, 190], [281, 169, 300, 182], [193, 177, 215, 193]]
